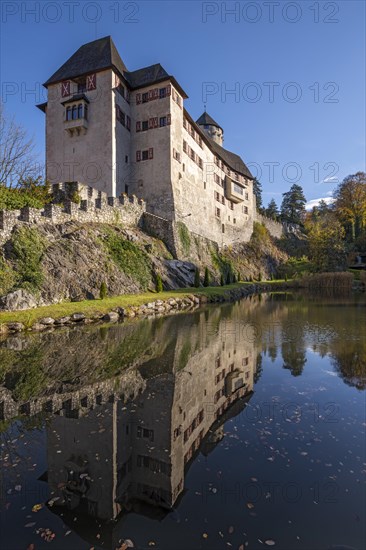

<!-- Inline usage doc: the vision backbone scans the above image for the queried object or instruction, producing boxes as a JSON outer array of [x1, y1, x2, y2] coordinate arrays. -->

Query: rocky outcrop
[[0, 289, 38, 311]]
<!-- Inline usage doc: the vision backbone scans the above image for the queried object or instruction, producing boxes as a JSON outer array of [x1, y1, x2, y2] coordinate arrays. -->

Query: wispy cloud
[[322, 176, 338, 184], [305, 197, 336, 211]]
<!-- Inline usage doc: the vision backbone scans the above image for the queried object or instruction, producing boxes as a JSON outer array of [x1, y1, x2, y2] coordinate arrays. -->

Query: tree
[[253, 177, 264, 212], [155, 273, 163, 292], [306, 217, 346, 271], [0, 103, 40, 187], [99, 282, 107, 300], [265, 198, 280, 220], [280, 184, 306, 225], [194, 267, 200, 287], [333, 172, 366, 241], [203, 266, 210, 287]]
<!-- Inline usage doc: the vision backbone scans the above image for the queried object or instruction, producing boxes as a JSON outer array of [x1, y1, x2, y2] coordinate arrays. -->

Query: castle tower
[[196, 111, 224, 146]]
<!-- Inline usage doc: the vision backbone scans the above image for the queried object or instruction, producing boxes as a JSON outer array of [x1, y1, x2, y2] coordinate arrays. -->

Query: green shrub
[[10, 226, 46, 291], [99, 281, 107, 300], [194, 267, 200, 287], [102, 228, 151, 290], [155, 273, 163, 293], [0, 179, 51, 211], [177, 222, 191, 255], [204, 266, 210, 287]]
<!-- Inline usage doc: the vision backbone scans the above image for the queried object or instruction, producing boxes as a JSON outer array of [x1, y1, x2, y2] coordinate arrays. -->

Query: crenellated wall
[[0, 182, 146, 244], [254, 212, 284, 239]]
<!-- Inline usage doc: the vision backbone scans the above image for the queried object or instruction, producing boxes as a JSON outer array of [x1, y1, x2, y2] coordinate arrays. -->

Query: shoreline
[[0, 280, 295, 334]]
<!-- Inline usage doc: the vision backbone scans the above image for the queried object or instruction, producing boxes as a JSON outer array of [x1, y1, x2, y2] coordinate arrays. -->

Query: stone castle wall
[[0, 182, 146, 244], [254, 212, 284, 239]]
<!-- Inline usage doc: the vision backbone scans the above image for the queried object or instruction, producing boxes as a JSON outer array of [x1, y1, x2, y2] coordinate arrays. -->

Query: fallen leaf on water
[[202, 533, 208, 539], [265, 541, 276, 546], [32, 504, 43, 512], [25, 523, 36, 528], [148, 542, 155, 547], [246, 502, 254, 509]]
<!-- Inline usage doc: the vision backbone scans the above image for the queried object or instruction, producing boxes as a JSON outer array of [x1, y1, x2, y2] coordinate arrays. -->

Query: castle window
[[183, 140, 187, 153], [160, 116, 167, 127], [142, 92, 149, 103], [221, 196, 225, 205], [72, 105, 78, 120], [159, 87, 166, 99], [142, 150, 149, 161], [142, 120, 148, 131], [78, 104, 83, 119], [198, 158, 203, 170], [215, 207, 221, 218], [222, 224, 225, 233], [244, 206, 248, 214], [117, 83, 125, 98], [84, 104, 88, 119], [173, 149, 181, 163], [245, 192, 249, 200], [125, 155, 128, 163], [233, 218, 236, 224], [66, 107, 72, 121]]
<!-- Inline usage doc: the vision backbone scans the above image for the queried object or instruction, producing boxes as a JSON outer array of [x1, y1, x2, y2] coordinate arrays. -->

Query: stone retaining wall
[[0, 182, 146, 244]]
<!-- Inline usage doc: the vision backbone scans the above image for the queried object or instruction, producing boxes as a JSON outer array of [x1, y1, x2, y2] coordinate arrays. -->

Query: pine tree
[[253, 177, 264, 213], [265, 198, 280, 220], [280, 184, 306, 225], [203, 266, 210, 287], [194, 267, 200, 287], [155, 273, 163, 292]]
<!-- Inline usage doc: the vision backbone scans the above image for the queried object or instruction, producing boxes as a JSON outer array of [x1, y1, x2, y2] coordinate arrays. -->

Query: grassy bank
[[0, 280, 289, 327]]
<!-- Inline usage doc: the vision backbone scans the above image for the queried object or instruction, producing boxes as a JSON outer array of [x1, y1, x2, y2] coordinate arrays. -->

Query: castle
[[37, 36, 256, 246]]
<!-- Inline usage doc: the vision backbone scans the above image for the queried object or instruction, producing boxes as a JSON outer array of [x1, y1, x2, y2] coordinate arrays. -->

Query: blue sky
[[1, 0, 365, 207]]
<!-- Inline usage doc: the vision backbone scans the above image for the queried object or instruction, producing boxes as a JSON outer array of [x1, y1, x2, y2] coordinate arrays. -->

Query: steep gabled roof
[[208, 137, 253, 180], [126, 63, 169, 88], [44, 36, 127, 87], [196, 111, 222, 131], [185, 110, 253, 180]]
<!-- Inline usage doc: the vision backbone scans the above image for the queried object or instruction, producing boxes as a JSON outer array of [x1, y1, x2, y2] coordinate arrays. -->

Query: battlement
[[0, 182, 146, 243]]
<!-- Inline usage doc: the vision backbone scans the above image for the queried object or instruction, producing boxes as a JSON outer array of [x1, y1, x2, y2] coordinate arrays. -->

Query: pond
[[0, 293, 365, 550]]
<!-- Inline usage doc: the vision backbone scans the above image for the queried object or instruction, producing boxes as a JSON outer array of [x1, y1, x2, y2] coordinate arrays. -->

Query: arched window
[[72, 105, 77, 120], [78, 103, 83, 119], [66, 107, 71, 121]]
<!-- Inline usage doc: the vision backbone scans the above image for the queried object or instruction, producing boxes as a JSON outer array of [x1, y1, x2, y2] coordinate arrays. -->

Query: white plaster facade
[[40, 37, 254, 245]]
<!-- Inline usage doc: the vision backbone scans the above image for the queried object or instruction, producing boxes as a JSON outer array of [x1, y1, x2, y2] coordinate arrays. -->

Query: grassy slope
[[0, 280, 288, 326]]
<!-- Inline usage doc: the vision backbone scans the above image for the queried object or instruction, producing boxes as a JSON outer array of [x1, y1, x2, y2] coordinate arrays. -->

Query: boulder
[[71, 313, 86, 322], [0, 289, 38, 311], [39, 317, 55, 326], [32, 323, 47, 331], [7, 322, 25, 332], [54, 316, 71, 325], [103, 312, 119, 323]]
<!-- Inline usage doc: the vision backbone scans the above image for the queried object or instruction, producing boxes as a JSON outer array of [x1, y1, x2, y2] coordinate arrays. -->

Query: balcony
[[64, 117, 88, 136], [225, 176, 246, 203]]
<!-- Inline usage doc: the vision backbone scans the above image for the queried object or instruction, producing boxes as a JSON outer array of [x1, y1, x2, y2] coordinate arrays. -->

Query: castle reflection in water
[[45, 304, 257, 528]]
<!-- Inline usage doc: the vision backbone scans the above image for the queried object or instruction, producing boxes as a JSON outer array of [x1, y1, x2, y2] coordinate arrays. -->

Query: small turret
[[196, 111, 224, 146]]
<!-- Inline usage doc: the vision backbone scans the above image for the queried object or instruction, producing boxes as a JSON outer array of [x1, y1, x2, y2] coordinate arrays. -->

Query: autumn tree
[[280, 184, 307, 225], [306, 216, 346, 272], [333, 172, 366, 241]]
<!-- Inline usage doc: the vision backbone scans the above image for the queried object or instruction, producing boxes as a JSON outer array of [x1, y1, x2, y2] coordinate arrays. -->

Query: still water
[[0, 293, 365, 550]]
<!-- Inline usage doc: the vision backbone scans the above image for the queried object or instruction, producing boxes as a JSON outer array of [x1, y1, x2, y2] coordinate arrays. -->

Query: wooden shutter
[[136, 93, 141, 104], [148, 148, 154, 159], [148, 89, 153, 101], [148, 118, 154, 129], [136, 150, 141, 162], [166, 85, 171, 96], [153, 88, 159, 99], [61, 81, 70, 97], [87, 74, 96, 90], [136, 121, 141, 132], [167, 114, 171, 125], [154, 117, 158, 128]]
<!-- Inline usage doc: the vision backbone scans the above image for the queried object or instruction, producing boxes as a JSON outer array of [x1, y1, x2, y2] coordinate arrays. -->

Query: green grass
[[0, 280, 292, 327]]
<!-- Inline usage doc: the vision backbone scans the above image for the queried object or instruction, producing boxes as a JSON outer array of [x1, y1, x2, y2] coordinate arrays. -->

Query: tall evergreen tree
[[280, 184, 306, 225], [265, 198, 280, 220], [253, 178, 264, 212]]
